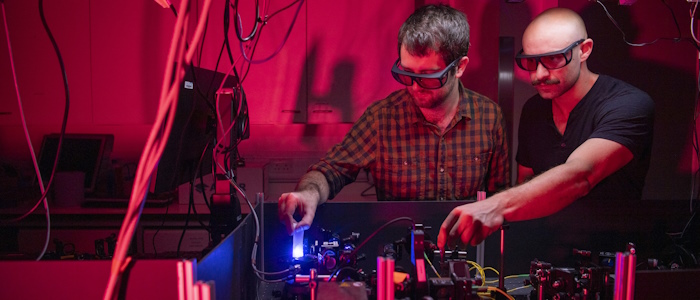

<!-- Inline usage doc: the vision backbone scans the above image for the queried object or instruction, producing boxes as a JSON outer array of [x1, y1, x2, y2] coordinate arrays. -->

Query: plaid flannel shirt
[[310, 83, 510, 201]]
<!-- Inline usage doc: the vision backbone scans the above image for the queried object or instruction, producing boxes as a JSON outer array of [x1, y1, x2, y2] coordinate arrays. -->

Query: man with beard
[[438, 8, 654, 262], [278, 4, 510, 235]]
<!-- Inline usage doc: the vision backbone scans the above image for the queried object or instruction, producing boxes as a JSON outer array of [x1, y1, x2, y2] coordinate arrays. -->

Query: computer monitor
[[37, 133, 114, 194], [150, 66, 238, 195]]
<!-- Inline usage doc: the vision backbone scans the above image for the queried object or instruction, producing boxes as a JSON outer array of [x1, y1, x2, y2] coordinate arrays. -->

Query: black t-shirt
[[517, 74, 654, 203], [514, 75, 655, 264]]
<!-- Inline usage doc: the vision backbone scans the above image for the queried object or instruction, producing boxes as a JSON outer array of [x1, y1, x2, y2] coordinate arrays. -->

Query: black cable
[[197, 7, 210, 66], [693, 63, 700, 213], [232, 0, 260, 42], [169, 3, 177, 17], [188, 139, 215, 231], [596, 0, 700, 50], [360, 184, 376, 197], [38, 0, 70, 199], [661, 0, 682, 38], [198, 138, 214, 211], [267, 0, 302, 21], [223, 0, 235, 64], [240, 26, 262, 84], [207, 41, 227, 98], [237, 0, 304, 65], [177, 187, 193, 258], [151, 203, 170, 257], [177, 139, 217, 257], [348, 217, 415, 259], [327, 266, 357, 283]]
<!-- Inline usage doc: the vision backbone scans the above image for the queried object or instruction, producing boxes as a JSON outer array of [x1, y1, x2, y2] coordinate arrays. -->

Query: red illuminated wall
[[0, 0, 697, 201], [0, 0, 500, 167]]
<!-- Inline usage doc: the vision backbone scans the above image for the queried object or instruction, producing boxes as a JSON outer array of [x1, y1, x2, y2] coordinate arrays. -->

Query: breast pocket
[[451, 152, 491, 197], [381, 156, 430, 199]]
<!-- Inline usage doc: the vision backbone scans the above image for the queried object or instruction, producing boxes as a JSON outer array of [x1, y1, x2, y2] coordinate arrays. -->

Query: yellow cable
[[507, 285, 532, 293], [505, 274, 530, 280], [484, 266, 499, 275], [424, 252, 441, 278], [466, 260, 486, 286]]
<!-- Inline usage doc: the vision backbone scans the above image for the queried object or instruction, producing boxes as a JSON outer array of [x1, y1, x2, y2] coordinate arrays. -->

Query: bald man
[[438, 8, 654, 254]]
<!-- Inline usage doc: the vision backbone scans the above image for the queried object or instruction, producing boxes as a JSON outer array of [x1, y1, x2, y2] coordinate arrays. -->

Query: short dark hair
[[397, 4, 470, 65]]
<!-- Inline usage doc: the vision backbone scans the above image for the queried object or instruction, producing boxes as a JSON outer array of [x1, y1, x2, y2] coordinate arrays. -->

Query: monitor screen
[[37, 133, 113, 194]]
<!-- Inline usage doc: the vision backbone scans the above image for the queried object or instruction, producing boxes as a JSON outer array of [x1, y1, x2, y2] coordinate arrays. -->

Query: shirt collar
[[407, 81, 474, 125]]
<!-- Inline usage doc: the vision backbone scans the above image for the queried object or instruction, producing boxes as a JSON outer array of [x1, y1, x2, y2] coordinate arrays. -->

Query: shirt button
[[439, 197, 445, 201], [440, 167, 445, 173], [560, 143, 566, 147], [403, 161, 408, 165]]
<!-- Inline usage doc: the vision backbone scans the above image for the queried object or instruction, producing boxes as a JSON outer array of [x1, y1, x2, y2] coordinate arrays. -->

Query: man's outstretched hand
[[437, 200, 504, 250]]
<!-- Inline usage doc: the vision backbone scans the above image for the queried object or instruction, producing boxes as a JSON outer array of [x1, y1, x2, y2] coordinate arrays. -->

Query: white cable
[[691, 3, 700, 44], [1, 3, 46, 194], [2, 1, 52, 262]]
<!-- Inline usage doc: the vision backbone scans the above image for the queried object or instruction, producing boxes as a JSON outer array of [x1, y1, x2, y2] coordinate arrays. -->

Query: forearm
[[295, 170, 331, 205], [496, 161, 592, 222], [497, 138, 633, 222]]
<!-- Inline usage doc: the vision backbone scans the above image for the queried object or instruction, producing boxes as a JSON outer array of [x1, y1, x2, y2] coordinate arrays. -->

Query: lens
[[393, 72, 413, 86], [417, 78, 443, 89], [516, 57, 539, 71], [540, 54, 567, 69], [522, 58, 538, 71]]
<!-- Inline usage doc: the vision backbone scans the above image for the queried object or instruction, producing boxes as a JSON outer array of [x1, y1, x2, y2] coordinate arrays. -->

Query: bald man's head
[[523, 8, 588, 51]]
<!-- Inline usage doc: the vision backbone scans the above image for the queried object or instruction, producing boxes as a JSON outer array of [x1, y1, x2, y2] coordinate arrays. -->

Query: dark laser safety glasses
[[515, 39, 585, 71], [391, 57, 461, 89]]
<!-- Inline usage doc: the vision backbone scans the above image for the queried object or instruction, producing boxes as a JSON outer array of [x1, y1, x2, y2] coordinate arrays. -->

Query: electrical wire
[[506, 284, 532, 294], [151, 203, 170, 257], [467, 260, 486, 285], [348, 217, 415, 259], [690, 2, 700, 44], [189, 139, 216, 228], [103, 0, 214, 298], [238, 0, 304, 65], [211, 61, 248, 184], [168, 5, 218, 113], [226, 173, 301, 282], [232, 0, 260, 42], [593, 0, 700, 256], [266, 0, 301, 21], [1, 0, 73, 261], [0, 2, 46, 201], [484, 286, 515, 300], [177, 184, 194, 258], [596, 0, 699, 50], [35, 0, 72, 261], [692, 20, 700, 214], [177, 140, 216, 257], [164, 3, 222, 257], [238, 0, 270, 84], [196, 5, 210, 67], [327, 266, 358, 282], [239, 23, 262, 84], [424, 251, 441, 278]]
